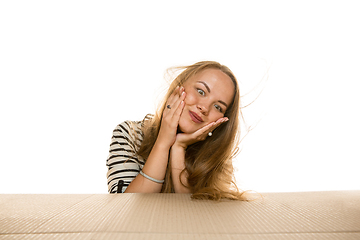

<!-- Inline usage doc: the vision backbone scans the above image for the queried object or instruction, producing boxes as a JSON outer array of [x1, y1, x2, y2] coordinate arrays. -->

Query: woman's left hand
[[173, 117, 229, 149]]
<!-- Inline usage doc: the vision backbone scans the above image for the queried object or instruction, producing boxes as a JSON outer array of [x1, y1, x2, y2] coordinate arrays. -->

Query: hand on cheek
[[207, 116, 229, 134], [158, 86, 186, 149], [174, 117, 229, 149]]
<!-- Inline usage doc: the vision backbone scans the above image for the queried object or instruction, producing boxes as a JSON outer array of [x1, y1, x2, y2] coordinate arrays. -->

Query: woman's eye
[[197, 89, 205, 96], [214, 104, 223, 112]]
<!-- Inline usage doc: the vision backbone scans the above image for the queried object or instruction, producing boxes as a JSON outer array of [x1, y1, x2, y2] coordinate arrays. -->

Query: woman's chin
[[178, 124, 198, 134], [178, 116, 203, 134]]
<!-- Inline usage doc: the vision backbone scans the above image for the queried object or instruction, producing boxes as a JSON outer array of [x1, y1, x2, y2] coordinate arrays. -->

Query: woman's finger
[[166, 86, 183, 110], [161, 86, 186, 130], [172, 93, 185, 121], [193, 122, 216, 138], [194, 117, 228, 139], [174, 117, 228, 147], [208, 117, 228, 134]]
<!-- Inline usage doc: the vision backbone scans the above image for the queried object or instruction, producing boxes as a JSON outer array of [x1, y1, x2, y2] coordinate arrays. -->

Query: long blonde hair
[[137, 61, 246, 200]]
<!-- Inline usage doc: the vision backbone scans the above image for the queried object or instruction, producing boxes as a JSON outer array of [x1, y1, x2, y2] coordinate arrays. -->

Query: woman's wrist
[[170, 146, 190, 193], [172, 139, 188, 150], [153, 137, 173, 152], [170, 144, 186, 169]]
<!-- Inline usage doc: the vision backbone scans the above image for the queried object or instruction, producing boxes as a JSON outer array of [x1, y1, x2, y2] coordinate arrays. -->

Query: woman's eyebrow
[[197, 81, 228, 108], [197, 81, 211, 93], [219, 100, 228, 108]]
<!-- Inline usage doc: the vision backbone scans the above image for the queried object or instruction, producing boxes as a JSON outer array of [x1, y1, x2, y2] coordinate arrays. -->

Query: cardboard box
[[1, 191, 359, 239]]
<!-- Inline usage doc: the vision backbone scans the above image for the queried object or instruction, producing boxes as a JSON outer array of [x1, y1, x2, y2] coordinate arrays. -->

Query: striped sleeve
[[106, 120, 145, 193]]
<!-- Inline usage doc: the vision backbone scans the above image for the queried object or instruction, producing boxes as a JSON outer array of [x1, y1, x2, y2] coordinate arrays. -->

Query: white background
[[1, 1, 359, 193]]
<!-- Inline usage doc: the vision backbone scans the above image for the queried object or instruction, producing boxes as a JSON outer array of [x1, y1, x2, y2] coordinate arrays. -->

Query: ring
[[167, 105, 171, 109], [208, 132, 212, 137]]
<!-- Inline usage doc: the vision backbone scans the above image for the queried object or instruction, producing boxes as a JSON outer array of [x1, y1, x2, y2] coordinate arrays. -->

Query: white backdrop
[[1, 1, 359, 193]]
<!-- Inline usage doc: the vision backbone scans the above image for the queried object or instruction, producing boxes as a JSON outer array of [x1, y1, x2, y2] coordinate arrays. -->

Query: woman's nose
[[197, 104, 209, 116]]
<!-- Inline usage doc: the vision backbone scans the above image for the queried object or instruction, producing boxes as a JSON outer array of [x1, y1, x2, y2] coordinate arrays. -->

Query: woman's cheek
[[184, 91, 197, 105]]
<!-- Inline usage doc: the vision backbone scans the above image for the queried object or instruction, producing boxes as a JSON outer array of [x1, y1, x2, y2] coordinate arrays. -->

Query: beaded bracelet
[[139, 170, 164, 184]]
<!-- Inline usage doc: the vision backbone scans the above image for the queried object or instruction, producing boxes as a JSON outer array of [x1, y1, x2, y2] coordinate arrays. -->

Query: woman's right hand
[[156, 86, 186, 149]]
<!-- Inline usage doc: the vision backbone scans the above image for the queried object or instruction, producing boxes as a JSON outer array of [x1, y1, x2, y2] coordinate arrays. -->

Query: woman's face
[[178, 68, 235, 133]]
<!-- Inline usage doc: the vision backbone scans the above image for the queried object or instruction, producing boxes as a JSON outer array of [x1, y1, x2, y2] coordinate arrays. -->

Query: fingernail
[[221, 118, 228, 123]]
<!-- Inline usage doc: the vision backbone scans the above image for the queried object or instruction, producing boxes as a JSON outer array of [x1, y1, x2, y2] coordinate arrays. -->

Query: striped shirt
[[106, 114, 153, 193]]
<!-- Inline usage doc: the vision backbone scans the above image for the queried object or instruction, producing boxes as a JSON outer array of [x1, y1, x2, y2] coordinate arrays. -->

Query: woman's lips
[[189, 111, 203, 123]]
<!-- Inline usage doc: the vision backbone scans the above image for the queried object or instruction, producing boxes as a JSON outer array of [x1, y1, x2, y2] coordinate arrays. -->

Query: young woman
[[106, 61, 247, 200]]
